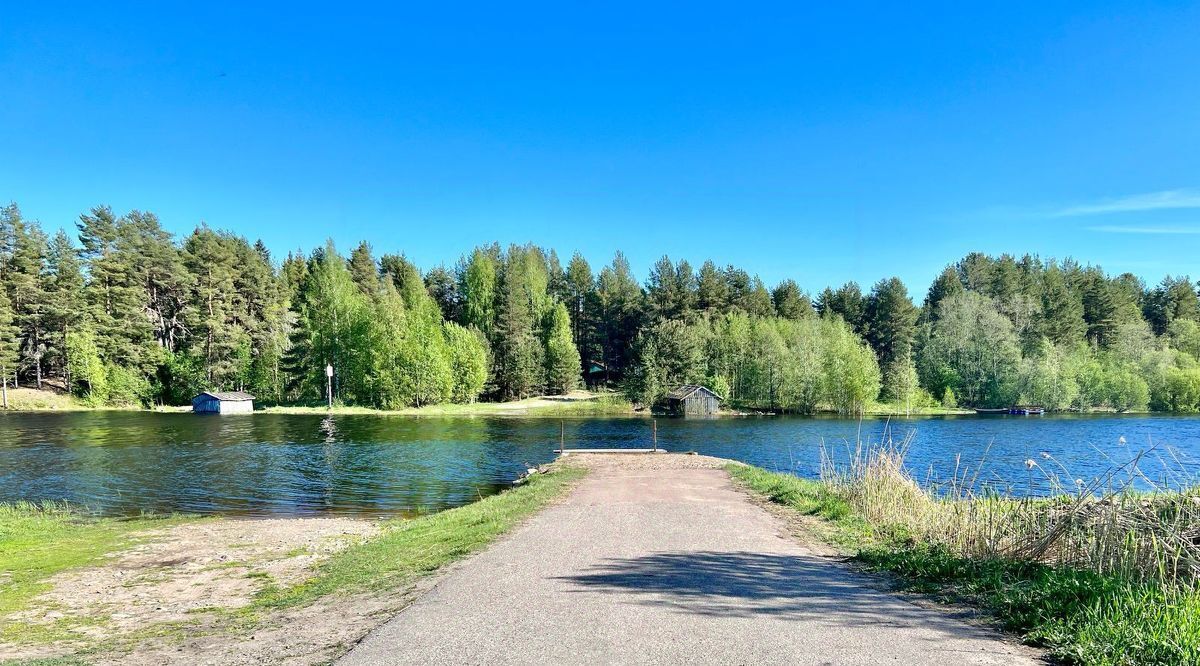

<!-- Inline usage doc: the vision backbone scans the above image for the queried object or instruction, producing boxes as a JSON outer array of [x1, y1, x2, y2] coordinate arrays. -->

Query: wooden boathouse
[[659, 384, 722, 417], [192, 391, 255, 414]]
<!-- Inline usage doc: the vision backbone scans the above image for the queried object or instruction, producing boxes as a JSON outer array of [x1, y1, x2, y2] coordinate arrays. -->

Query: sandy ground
[[343, 453, 1044, 665], [1, 517, 388, 664]]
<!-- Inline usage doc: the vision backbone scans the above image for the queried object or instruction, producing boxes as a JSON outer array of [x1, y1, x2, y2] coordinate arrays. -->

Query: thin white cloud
[[1053, 189, 1200, 217], [1088, 224, 1200, 235]]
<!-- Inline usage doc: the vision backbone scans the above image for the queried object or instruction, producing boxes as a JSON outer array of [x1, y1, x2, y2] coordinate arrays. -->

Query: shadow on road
[[556, 550, 993, 634]]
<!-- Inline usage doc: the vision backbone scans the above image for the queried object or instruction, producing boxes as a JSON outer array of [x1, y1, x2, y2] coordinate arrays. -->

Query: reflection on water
[[1, 411, 1198, 517]]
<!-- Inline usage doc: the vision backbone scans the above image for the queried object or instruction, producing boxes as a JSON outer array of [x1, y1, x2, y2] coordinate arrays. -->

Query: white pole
[[326, 363, 334, 410]]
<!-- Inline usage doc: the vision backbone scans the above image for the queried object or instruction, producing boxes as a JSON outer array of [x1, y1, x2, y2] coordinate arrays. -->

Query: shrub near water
[[732, 441, 1200, 666]]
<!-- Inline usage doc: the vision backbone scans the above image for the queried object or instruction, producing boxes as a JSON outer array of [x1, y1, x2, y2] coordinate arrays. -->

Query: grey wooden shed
[[192, 391, 255, 414], [659, 385, 722, 417]]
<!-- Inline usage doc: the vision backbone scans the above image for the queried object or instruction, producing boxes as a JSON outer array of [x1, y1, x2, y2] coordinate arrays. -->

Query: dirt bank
[[1, 516, 384, 664]]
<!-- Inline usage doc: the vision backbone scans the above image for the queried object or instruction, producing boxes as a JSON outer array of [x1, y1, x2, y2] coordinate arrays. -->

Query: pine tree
[[921, 266, 964, 322], [565, 253, 599, 378], [348, 241, 379, 296], [77, 207, 156, 371], [0, 288, 17, 407], [129, 211, 190, 354], [183, 227, 247, 387], [815, 282, 866, 334], [864, 277, 918, 367], [646, 255, 685, 322], [596, 252, 644, 384], [424, 265, 460, 321], [5, 213, 50, 387], [1038, 265, 1085, 345], [1080, 269, 1119, 348], [45, 231, 86, 389], [493, 245, 548, 399], [696, 260, 729, 313], [771, 279, 813, 320]]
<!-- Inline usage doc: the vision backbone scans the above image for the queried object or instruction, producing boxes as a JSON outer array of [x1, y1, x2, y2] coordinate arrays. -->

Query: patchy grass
[[0, 503, 196, 642], [1, 658, 91, 666], [732, 463, 1200, 665], [1, 469, 584, 662], [254, 465, 586, 609], [0, 389, 91, 412]]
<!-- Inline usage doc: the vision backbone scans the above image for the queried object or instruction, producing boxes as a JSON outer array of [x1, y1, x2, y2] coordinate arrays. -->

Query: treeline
[[4, 202, 1200, 413]]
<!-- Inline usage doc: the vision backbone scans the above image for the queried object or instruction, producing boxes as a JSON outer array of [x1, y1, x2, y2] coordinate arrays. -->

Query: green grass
[[254, 465, 587, 609], [727, 463, 876, 549], [1, 389, 93, 412], [858, 546, 1200, 665], [0, 657, 92, 666], [258, 393, 635, 418], [0, 502, 196, 643], [523, 395, 636, 417], [731, 464, 1200, 666]]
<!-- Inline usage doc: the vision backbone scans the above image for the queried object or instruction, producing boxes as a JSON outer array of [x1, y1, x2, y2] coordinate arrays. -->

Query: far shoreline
[[6, 387, 1167, 418]]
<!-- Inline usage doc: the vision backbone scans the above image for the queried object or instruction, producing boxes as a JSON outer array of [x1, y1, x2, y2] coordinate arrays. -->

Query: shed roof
[[663, 384, 723, 401], [195, 391, 256, 402]]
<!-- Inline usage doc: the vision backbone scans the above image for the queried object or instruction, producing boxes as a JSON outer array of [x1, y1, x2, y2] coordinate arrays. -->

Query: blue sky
[[2, 2, 1199, 294]]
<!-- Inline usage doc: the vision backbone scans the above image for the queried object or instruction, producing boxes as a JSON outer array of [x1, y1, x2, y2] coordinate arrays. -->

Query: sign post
[[325, 363, 334, 411]]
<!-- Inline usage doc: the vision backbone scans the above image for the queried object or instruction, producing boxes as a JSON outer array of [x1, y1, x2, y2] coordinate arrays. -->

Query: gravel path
[[340, 454, 1043, 665]]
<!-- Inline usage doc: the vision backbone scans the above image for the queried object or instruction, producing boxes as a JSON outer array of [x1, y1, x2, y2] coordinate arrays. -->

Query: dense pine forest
[[2, 202, 1200, 414]]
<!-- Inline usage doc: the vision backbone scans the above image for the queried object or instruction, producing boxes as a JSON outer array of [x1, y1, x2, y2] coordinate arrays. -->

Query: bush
[[103, 363, 152, 407]]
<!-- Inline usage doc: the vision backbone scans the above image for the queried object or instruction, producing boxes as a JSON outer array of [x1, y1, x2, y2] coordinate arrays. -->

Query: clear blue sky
[[3, 2, 1199, 294]]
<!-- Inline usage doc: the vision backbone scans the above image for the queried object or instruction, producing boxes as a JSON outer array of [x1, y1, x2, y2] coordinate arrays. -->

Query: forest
[[3, 202, 1200, 414]]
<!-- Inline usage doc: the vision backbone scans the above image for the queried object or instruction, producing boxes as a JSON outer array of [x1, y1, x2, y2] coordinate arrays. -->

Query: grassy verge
[[258, 393, 636, 418], [729, 461, 1200, 665], [254, 465, 587, 609], [0, 503, 196, 642], [0, 389, 95, 412]]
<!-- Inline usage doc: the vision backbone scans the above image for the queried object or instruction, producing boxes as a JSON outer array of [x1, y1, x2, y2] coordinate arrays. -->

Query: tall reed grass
[[819, 433, 1200, 584]]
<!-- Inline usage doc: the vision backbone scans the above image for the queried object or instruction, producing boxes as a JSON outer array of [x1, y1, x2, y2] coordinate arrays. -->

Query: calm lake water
[[2, 411, 1199, 517]]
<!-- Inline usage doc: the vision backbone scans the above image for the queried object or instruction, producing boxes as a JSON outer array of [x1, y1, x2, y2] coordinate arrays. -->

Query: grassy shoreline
[[3, 386, 1159, 418], [730, 461, 1200, 665], [0, 466, 587, 663], [0, 503, 198, 645]]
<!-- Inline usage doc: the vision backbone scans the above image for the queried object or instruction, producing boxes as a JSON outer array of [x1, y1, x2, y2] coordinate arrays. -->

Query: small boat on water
[[1009, 406, 1045, 415], [974, 408, 1008, 414]]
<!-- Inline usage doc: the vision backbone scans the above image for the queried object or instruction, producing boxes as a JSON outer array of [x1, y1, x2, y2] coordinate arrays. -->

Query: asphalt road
[[340, 454, 1043, 665]]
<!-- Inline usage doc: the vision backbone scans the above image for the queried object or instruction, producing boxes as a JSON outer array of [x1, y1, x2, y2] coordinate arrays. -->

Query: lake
[[2, 411, 1199, 517]]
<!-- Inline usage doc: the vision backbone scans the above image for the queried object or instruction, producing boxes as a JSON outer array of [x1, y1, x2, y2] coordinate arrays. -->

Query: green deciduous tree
[[918, 291, 1019, 407], [65, 327, 106, 405], [445, 323, 489, 403], [543, 301, 581, 394]]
